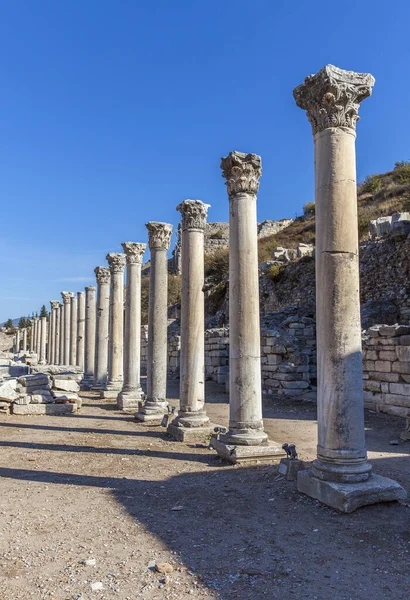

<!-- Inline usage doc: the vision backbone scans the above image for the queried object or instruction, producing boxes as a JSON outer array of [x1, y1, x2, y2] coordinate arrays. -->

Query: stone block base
[[279, 458, 306, 481], [167, 422, 215, 442], [212, 438, 286, 464], [297, 470, 406, 513], [100, 390, 119, 399], [134, 411, 166, 424], [12, 403, 78, 416], [117, 396, 141, 412]]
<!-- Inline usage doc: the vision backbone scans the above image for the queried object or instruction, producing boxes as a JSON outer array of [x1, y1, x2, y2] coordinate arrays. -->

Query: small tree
[[4, 318, 13, 329], [18, 317, 26, 329], [40, 305, 48, 318]]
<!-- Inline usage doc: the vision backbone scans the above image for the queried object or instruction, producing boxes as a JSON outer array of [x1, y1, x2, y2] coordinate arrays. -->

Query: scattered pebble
[[90, 581, 104, 591], [156, 562, 174, 574]]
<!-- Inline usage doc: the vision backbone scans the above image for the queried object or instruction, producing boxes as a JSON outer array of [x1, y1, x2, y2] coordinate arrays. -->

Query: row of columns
[[23, 64, 405, 513]]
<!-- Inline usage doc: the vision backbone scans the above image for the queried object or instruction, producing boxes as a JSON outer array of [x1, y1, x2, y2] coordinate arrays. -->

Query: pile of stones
[[0, 373, 81, 415]]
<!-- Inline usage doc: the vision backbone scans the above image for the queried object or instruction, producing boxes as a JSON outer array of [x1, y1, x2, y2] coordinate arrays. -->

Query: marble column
[[93, 267, 110, 390], [168, 201, 214, 441], [61, 292, 74, 364], [70, 294, 78, 366], [39, 316, 47, 364], [294, 64, 405, 511], [29, 321, 34, 353], [118, 242, 146, 412], [16, 329, 20, 353], [101, 254, 126, 399], [35, 318, 41, 357], [212, 151, 285, 464], [50, 302, 59, 363], [22, 328, 27, 353], [82, 286, 96, 389], [77, 291, 85, 370], [136, 223, 172, 421], [58, 303, 64, 365]]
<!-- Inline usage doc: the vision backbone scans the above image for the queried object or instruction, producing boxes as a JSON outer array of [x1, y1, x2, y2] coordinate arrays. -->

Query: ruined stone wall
[[204, 328, 229, 384], [362, 324, 410, 418]]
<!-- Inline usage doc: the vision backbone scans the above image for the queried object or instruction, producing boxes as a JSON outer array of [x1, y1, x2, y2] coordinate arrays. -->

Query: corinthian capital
[[61, 291, 74, 304], [146, 222, 173, 250], [94, 266, 111, 285], [293, 64, 375, 135], [50, 301, 60, 310], [221, 151, 262, 197], [121, 242, 147, 264], [177, 200, 210, 231], [106, 252, 126, 273]]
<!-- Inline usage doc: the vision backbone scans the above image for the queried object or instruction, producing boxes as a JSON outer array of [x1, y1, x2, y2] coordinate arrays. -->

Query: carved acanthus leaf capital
[[94, 266, 111, 285], [85, 285, 97, 293], [50, 301, 60, 310], [106, 253, 126, 273], [121, 242, 147, 264], [293, 64, 375, 135], [221, 151, 262, 196], [177, 200, 210, 231], [146, 222, 173, 250], [61, 291, 74, 304]]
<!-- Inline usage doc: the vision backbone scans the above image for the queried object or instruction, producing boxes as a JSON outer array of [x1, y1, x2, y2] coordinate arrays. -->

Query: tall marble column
[[50, 302, 59, 363], [61, 292, 74, 364], [39, 316, 47, 364], [54, 304, 60, 364], [22, 328, 27, 353], [118, 242, 146, 411], [212, 152, 285, 463], [77, 291, 85, 370], [29, 321, 34, 353], [16, 329, 20, 353], [34, 318, 39, 354], [58, 303, 64, 365], [168, 201, 213, 441], [136, 223, 172, 421], [70, 294, 78, 366], [102, 254, 126, 399], [35, 318, 41, 357], [93, 267, 111, 390], [82, 286, 96, 389], [294, 65, 405, 511]]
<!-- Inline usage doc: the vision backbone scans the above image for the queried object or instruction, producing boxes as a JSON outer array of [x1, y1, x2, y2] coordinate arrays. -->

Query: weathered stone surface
[[0, 379, 19, 402], [30, 394, 54, 404], [18, 374, 49, 387], [14, 395, 31, 405], [52, 391, 79, 401], [12, 403, 78, 415], [53, 379, 80, 393], [298, 470, 406, 513], [167, 422, 214, 442], [212, 438, 286, 464], [396, 346, 410, 362]]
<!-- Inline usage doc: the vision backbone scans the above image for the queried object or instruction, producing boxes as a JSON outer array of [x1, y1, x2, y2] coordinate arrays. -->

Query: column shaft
[[94, 268, 110, 389], [39, 317, 47, 363], [77, 291, 85, 370], [59, 304, 64, 365], [70, 295, 78, 366], [118, 243, 145, 411], [22, 329, 27, 353], [82, 286, 96, 388], [103, 253, 125, 397]]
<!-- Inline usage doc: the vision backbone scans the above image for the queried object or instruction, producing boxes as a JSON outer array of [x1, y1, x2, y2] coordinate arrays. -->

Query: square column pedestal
[[298, 470, 406, 513], [211, 437, 285, 464]]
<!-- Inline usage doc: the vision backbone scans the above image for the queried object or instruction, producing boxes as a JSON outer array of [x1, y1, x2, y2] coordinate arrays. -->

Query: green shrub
[[210, 230, 224, 240], [267, 264, 283, 281], [360, 175, 382, 194], [393, 162, 410, 184], [204, 248, 229, 279], [303, 201, 315, 217]]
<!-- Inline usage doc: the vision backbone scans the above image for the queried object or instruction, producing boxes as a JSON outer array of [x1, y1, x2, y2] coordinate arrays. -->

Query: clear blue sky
[[1, 0, 409, 321]]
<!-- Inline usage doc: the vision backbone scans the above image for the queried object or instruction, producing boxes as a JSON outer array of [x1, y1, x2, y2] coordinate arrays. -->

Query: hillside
[[258, 160, 410, 261]]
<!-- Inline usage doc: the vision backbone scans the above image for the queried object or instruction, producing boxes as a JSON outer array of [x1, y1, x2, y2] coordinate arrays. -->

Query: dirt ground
[[0, 379, 409, 600]]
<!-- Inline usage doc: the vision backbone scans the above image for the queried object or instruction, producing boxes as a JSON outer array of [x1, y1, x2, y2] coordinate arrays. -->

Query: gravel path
[[0, 380, 409, 600]]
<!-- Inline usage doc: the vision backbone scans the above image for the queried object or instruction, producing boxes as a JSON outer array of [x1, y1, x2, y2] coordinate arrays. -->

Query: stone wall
[[363, 324, 410, 418], [204, 328, 229, 384]]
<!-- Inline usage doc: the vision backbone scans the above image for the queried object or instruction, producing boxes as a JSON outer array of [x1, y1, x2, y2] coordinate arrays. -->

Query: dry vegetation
[[258, 161, 410, 261], [141, 274, 181, 324]]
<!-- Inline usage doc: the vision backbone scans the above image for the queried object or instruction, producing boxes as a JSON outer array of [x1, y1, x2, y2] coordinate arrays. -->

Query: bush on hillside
[[360, 175, 382, 195], [303, 201, 315, 217], [204, 248, 229, 279]]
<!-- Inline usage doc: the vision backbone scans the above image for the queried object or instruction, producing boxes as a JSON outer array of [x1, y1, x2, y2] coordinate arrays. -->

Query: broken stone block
[[0, 379, 19, 402], [52, 379, 80, 393], [12, 403, 78, 415], [30, 394, 54, 404]]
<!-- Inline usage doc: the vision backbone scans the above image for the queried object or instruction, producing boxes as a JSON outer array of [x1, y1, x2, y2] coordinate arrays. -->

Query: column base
[[135, 400, 169, 423], [212, 438, 286, 464], [167, 422, 215, 442], [100, 389, 120, 399], [80, 376, 94, 391], [117, 389, 144, 412], [297, 469, 407, 513], [219, 427, 269, 446]]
